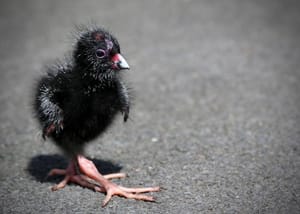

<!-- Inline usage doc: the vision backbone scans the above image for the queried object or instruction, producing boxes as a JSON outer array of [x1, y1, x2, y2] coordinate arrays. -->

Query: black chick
[[34, 26, 159, 207]]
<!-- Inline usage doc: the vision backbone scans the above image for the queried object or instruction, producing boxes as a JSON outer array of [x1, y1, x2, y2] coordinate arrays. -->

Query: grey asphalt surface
[[0, 0, 300, 213]]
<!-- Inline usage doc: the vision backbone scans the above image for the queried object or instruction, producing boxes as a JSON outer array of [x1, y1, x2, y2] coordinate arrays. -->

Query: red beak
[[111, 53, 130, 70]]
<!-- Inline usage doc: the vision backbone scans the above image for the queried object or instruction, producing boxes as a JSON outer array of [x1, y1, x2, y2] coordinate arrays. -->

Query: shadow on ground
[[27, 154, 122, 183]]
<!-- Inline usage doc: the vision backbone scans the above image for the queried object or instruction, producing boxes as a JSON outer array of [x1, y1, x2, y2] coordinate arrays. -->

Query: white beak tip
[[112, 53, 130, 70]]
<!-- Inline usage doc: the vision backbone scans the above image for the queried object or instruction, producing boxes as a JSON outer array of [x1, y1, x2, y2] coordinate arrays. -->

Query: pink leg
[[77, 155, 160, 207]]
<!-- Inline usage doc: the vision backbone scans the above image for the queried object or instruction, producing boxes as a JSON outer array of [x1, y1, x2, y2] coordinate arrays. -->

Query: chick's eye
[[96, 49, 106, 58]]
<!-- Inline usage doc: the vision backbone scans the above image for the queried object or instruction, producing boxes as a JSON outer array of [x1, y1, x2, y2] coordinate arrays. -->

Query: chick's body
[[34, 28, 129, 155]]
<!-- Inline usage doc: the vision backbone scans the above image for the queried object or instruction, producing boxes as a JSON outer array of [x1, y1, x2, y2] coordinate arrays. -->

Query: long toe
[[47, 168, 66, 177], [51, 175, 70, 191], [101, 184, 158, 207], [118, 186, 160, 194], [103, 173, 126, 180]]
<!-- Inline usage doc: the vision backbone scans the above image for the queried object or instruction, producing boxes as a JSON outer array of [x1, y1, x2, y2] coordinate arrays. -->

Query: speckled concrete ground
[[0, 0, 299, 213]]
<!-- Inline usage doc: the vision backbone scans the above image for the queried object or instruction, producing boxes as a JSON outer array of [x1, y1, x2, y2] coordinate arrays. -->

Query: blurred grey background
[[0, 0, 299, 213]]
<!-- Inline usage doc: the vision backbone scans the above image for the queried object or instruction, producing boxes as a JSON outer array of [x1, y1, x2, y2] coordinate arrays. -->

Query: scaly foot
[[47, 156, 160, 207], [77, 155, 160, 207]]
